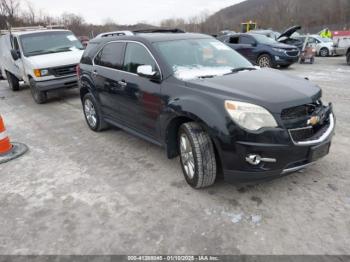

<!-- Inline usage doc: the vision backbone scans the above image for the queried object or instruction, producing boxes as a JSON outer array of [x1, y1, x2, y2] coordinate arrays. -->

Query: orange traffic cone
[[0, 115, 28, 164]]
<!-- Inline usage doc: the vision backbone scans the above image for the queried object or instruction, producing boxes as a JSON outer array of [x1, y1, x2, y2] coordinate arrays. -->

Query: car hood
[[185, 69, 321, 113], [24, 49, 84, 69], [278, 25, 302, 40]]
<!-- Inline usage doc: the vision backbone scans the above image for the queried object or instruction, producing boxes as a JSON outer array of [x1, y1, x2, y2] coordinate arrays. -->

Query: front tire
[[6, 72, 20, 91], [319, 48, 329, 57], [178, 122, 217, 189], [29, 79, 47, 104], [347, 52, 350, 65], [257, 54, 274, 68], [83, 93, 108, 132]]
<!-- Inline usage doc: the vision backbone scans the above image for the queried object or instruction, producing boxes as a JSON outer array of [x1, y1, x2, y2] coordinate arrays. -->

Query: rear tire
[[178, 122, 217, 189], [29, 79, 47, 104], [319, 48, 329, 57], [257, 54, 274, 68], [6, 72, 20, 91], [83, 93, 109, 132]]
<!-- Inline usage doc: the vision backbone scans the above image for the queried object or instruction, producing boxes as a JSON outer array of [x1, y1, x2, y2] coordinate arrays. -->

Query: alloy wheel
[[258, 56, 271, 67], [180, 133, 195, 179], [84, 99, 97, 128], [320, 48, 329, 57]]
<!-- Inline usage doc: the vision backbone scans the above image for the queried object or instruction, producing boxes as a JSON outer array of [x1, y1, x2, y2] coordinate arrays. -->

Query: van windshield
[[20, 31, 84, 57], [153, 38, 253, 80]]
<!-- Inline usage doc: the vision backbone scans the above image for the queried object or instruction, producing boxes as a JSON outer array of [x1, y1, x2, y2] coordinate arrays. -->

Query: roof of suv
[[10, 29, 71, 36], [90, 32, 211, 44]]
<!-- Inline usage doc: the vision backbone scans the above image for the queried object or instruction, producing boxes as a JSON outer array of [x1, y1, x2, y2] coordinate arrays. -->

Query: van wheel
[[319, 48, 329, 57], [178, 122, 217, 189], [257, 54, 273, 68], [347, 52, 350, 65], [29, 79, 47, 104], [83, 93, 108, 132], [6, 72, 20, 91]]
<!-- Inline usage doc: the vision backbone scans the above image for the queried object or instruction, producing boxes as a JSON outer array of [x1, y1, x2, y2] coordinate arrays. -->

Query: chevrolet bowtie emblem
[[308, 116, 320, 126]]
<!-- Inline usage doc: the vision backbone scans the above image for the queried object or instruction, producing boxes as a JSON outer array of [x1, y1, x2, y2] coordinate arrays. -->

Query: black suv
[[217, 33, 300, 68], [78, 30, 335, 189]]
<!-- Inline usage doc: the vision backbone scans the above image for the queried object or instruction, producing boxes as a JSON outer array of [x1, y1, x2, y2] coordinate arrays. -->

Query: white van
[[0, 28, 84, 103]]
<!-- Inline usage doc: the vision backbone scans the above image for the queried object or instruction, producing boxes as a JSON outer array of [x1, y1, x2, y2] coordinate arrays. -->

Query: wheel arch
[[80, 75, 97, 101], [163, 98, 226, 166]]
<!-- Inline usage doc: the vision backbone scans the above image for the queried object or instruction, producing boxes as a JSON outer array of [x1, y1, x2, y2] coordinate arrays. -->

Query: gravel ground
[[0, 57, 349, 255]]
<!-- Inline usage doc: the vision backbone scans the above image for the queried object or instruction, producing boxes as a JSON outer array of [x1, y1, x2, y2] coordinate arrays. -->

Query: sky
[[29, 0, 244, 25]]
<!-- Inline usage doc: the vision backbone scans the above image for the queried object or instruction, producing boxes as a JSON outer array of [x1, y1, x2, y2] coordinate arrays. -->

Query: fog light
[[275, 56, 280, 61], [246, 154, 277, 166]]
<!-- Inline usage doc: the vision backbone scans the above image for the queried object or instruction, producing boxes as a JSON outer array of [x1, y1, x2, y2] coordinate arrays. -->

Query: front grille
[[281, 103, 319, 121], [289, 120, 331, 143], [282, 101, 333, 144], [286, 50, 299, 57], [51, 65, 77, 77]]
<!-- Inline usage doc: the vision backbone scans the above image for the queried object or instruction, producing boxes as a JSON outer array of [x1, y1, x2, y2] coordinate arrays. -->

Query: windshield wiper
[[225, 67, 257, 75], [26, 50, 55, 56], [50, 47, 73, 53], [198, 75, 216, 79]]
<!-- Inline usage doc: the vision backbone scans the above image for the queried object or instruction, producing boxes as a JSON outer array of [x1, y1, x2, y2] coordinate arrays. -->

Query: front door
[[117, 42, 162, 139], [11, 36, 25, 80]]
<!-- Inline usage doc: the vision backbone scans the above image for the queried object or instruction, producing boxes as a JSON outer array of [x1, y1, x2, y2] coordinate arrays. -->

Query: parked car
[[295, 35, 335, 57], [217, 33, 300, 68], [78, 30, 334, 189], [78, 36, 90, 48], [0, 27, 84, 103]]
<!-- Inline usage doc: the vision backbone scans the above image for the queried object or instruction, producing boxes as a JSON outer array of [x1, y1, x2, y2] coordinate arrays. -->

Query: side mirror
[[10, 49, 20, 61], [251, 42, 257, 47], [137, 65, 157, 79]]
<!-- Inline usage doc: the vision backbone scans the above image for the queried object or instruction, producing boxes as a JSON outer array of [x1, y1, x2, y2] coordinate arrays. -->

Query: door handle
[[118, 80, 127, 87]]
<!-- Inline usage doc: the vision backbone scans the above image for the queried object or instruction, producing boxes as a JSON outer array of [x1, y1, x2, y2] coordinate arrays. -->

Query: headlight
[[272, 48, 286, 53], [225, 101, 278, 131], [34, 69, 50, 77]]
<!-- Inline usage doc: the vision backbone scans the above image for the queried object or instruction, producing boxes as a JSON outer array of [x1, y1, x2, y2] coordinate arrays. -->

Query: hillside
[[204, 0, 350, 34]]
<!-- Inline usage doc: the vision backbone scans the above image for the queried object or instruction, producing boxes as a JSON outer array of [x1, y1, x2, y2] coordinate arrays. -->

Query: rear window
[[94, 42, 126, 70], [80, 42, 99, 65]]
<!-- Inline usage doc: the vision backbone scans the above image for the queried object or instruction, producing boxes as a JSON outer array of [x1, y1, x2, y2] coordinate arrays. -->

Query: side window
[[123, 42, 158, 74], [13, 37, 20, 50], [229, 36, 239, 44], [94, 42, 125, 70], [239, 36, 255, 45]]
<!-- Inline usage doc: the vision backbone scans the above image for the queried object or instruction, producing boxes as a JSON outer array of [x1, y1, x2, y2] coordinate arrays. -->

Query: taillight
[[76, 64, 81, 78]]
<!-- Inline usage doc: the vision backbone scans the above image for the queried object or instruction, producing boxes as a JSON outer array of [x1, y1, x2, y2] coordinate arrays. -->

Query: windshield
[[20, 31, 84, 57], [153, 38, 253, 80], [320, 37, 333, 43], [251, 34, 279, 45]]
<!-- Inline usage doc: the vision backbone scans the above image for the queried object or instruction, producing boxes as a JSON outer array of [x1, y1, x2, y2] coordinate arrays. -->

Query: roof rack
[[95, 31, 134, 38], [133, 28, 185, 34], [0, 25, 67, 35], [93, 28, 186, 39]]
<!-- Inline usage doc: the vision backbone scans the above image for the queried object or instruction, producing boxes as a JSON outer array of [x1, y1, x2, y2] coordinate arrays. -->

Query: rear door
[[118, 42, 162, 139], [238, 35, 256, 62], [92, 42, 126, 120]]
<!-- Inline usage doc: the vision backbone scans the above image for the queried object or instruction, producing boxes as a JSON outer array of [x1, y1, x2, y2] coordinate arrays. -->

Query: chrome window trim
[[288, 113, 334, 146], [92, 40, 162, 80]]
